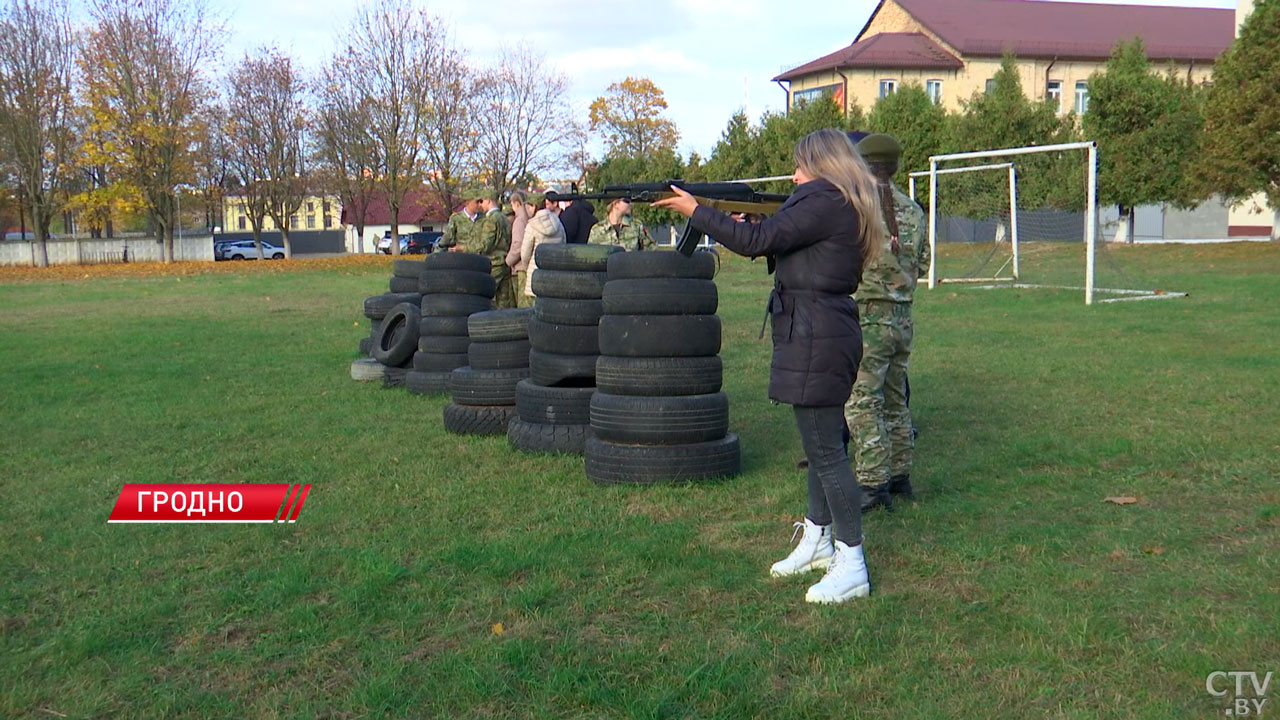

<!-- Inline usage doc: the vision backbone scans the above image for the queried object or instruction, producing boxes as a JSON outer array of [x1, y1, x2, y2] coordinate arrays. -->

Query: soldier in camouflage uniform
[[477, 190, 516, 308], [587, 197, 651, 251], [845, 133, 932, 512], [441, 189, 483, 251]]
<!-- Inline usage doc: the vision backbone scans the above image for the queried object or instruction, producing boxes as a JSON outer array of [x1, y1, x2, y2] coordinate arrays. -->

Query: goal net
[[909, 142, 1185, 305]]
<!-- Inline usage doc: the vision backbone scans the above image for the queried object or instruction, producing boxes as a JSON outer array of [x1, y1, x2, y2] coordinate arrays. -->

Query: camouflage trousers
[[515, 270, 533, 308], [844, 300, 915, 490], [491, 261, 517, 310]]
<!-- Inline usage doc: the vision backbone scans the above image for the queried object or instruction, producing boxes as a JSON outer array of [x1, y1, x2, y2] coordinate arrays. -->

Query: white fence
[[0, 235, 214, 266]]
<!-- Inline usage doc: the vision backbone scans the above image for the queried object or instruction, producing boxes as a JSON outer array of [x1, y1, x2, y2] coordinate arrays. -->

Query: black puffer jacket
[[689, 178, 866, 406], [560, 199, 598, 244]]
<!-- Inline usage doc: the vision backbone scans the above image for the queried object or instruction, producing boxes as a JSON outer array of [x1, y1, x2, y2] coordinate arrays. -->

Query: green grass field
[[2, 243, 1278, 719]]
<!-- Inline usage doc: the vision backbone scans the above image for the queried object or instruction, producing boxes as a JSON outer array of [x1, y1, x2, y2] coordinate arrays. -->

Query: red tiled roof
[[774, 33, 963, 81], [341, 189, 448, 226], [777, 0, 1234, 83]]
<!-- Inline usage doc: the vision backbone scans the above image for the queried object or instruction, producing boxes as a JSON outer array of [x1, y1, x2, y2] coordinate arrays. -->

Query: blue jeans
[[794, 405, 864, 546]]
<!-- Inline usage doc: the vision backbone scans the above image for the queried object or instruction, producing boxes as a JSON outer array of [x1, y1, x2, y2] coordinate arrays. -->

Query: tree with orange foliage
[[588, 77, 680, 160]]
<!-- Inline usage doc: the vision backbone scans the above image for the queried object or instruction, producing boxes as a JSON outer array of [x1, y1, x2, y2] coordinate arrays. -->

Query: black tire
[[534, 243, 622, 272], [602, 278, 718, 316], [406, 370, 452, 395], [597, 315, 721, 358], [531, 270, 608, 300], [389, 276, 418, 293], [358, 336, 373, 356], [372, 303, 421, 367], [420, 293, 493, 317], [418, 335, 472, 354], [419, 315, 470, 337], [350, 357, 383, 382], [590, 392, 729, 444], [584, 434, 741, 485], [595, 356, 722, 396], [607, 250, 717, 280], [468, 339, 531, 370], [364, 292, 421, 320], [424, 252, 490, 273], [534, 297, 603, 326], [413, 351, 469, 372], [515, 380, 595, 425], [527, 318, 600, 356], [450, 366, 531, 406], [529, 350, 599, 387], [272, 253, 284, 260], [468, 308, 533, 342], [443, 403, 517, 436], [419, 269, 497, 298], [382, 365, 409, 388], [393, 259, 426, 278], [508, 419, 591, 455]]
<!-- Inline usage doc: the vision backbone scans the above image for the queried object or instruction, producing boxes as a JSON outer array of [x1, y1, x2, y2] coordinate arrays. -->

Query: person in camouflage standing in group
[[587, 197, 651, 251], [476, 190, 516, 308], [845, 133, 931, 512], [441, 189, 483, 251]]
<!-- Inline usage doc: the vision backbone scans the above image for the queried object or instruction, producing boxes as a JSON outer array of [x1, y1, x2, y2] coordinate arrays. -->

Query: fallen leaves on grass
[[0, 254, 392, 282], [1104, 496, 1139, 505], [1109, 548, 1125, 560], [491, 622, 505, 636], [1142, 546, 1165, 555]]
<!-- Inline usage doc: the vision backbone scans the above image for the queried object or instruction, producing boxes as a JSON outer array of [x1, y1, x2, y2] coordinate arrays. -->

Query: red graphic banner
[[107, 483, 312, 523]]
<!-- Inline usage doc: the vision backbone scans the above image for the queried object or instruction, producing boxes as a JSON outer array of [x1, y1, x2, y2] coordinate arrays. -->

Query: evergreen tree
[[867, 83, 950, 188]]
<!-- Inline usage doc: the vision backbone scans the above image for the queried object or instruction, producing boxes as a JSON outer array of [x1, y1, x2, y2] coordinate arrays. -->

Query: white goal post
[[908, 161, 1020, 284]]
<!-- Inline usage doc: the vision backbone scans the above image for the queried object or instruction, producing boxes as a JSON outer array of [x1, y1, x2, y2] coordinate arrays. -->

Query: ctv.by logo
[[1207, 671, 1273, 717]]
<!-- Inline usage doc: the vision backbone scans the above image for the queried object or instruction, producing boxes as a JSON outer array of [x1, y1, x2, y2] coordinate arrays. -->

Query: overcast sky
[[217, 0, 1238, 160]]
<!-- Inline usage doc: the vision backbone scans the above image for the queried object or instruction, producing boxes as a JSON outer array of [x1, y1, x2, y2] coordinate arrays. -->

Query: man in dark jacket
[[554, 186, 597, 244]]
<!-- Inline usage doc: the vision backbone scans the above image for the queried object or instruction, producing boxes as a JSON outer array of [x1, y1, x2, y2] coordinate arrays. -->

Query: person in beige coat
[[504, 191, 533, 307], [520, 194, 565, 301]]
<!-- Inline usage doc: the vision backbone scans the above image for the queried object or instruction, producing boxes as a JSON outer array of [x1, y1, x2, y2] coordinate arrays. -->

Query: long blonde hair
[[793, 128, 885, 266]]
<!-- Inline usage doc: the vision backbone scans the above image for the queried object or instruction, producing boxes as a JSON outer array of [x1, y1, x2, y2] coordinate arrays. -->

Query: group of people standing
[[655, 128, 929, 605], [438, 188, 654, 309]]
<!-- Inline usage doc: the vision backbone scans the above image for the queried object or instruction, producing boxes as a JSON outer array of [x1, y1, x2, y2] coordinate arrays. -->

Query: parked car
[[405, 231, 442, 255], [377, 232, 408, 255], [219, 239, 284, 260]]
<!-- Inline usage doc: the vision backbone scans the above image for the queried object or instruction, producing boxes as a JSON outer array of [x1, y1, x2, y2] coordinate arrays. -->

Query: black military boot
[[889, 474, 914, 499], [860, 484, 893, 513]]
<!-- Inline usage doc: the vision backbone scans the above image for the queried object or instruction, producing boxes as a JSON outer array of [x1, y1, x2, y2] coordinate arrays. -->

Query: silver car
[[222, 240, 285, 260]]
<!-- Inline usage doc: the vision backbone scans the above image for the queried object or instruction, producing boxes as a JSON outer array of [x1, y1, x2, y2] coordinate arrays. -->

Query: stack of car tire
[[406, 253, 496, 395], [351, 259, 426, 384], [585, 251, 741, 484], [507, 244, 621, 455], [443, 308, 533, 435]]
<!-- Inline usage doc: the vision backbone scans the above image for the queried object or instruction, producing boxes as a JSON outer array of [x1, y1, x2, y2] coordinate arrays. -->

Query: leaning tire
[[468, 339, 531, 370], [534, 297, 603, 326], [358, 336, 373, 356], [606, 250, 717, 280], [350, 357, 383, 382], [597, 314, 721, 357], [372, 302, 421, 367], [515, 380, 594, 425], [602, 278, 718, 315], [419, 315, 470, 336], [590, 392, 729, 444], [419, 269, 496, 297], [406, 370, 452, 395], [528, 318, 599, 355], [393, 259, 426, 278], [529, 350, 598, 387], [534, 243, 622, 272], [413, 351, 469, 372], [468, 308, 533, 342], [420, 293, 492, 317], [531, 270, 607, 299], [382, 365, 409, 388], [364, 292, 421, 320], [595, 356, 722, 396], [443, 403, 517, 436], [508, 419, 591, 455], [450, 366, 530, 406], [389, 276, 418, 293], [585, 434, 741, 485], [424, 252, 490, 273]]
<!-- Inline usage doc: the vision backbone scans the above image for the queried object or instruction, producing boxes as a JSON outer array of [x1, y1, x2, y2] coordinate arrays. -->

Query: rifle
[[548, 180, 788, 257]]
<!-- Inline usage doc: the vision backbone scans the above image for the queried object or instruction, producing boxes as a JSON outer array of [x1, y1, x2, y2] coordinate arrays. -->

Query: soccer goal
[[909, 141, 1186, 305]]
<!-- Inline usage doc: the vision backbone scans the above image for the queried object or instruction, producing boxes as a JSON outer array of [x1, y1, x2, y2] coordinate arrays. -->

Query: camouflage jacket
[[855, 184, 931, 304], [442, 211, 478, 249], [474, 208, 511, 262], [587, 216, 651, 251]]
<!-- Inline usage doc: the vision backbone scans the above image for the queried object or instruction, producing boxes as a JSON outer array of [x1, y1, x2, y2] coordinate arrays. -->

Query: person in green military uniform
[[476, 190, 516, 308], [441, 189, 483, 251], [844, 133, 931, 512], [587, 197, 651, 251]]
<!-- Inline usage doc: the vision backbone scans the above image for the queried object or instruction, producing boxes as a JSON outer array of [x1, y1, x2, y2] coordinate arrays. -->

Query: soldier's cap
[[477, 189, 498, 202], [462, 188, 484, 202], [857, 133, 902, 162], [846, 130, 871, 146]]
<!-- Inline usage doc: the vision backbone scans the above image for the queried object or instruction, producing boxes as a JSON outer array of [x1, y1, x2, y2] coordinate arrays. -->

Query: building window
[[878, 79, 897, 99], [1075, 81, 1090, 114], [306, 201, 314, 213], [290, 215, 299, 230], [926, 79, 943, 104], [238, 216, 245, 230], [306, 214, 315, 229], [322, 200, 331, 213], [985, 78, 997, 94], [1047, 80, 1063, 111], [323, 214, 332, 228]]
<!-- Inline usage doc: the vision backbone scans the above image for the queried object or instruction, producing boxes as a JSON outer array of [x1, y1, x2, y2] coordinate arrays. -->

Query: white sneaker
[[770, 518, 834, 577], [804, 540, 870, 604]]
